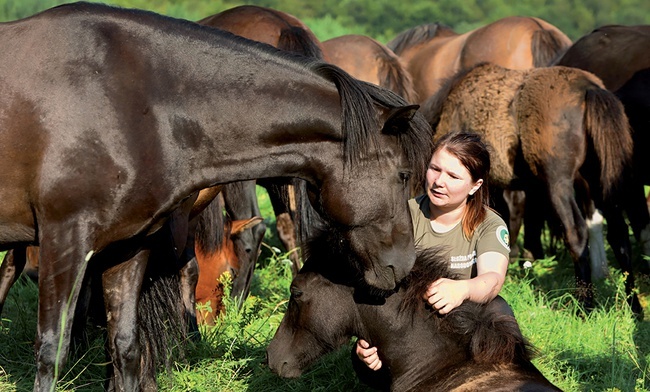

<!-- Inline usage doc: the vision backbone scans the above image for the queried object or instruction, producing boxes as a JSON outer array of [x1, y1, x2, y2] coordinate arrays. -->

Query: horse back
[[555, 24, 650, 91], [460, 16, 571, 70], [432, 64, 526, 187], [197, 5, 325, 59]]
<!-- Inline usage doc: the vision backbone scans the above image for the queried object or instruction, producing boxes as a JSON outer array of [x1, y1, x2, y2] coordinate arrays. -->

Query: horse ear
[[231, 216, 264, 235], [382, 105, 420, 135]]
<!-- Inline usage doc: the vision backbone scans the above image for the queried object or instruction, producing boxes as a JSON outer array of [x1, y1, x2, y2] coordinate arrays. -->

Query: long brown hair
[[434, 131, 491, 238]]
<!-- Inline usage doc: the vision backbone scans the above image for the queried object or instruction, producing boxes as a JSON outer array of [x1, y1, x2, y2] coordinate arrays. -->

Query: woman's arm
[[424, 251, 508, 314]]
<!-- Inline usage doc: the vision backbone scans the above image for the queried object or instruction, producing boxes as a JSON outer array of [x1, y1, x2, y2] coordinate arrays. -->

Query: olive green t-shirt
[[409, 195, 510, 280]]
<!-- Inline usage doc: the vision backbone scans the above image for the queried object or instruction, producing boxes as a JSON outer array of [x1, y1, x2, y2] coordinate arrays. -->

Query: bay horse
[[419, 63, 638, 314], [198, 5, 329, 278], [387, 17, 572, 104], [266, 234, 561, 391], [0, 2, 434, 390], [322, 34, 417, 103]]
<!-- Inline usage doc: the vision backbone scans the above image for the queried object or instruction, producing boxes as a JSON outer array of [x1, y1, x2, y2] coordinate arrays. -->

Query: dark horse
[[387, 17, 572, 103], [0, 3, 434, 390], [267, 234, 561, 391], [198, 5, 328, 279], [509, 25, 650, 291], [322, 34, 417, 103], [419, 63, 638, 314]]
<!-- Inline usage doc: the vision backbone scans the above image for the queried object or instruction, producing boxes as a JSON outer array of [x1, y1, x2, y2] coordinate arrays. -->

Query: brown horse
[[388, 17, 572, 103], [420, 63, 638, 314], [193, 197, 264, 325], [322, 34, 417, 103], [198, 5, 328, 280], [0, 3, 434, 390]]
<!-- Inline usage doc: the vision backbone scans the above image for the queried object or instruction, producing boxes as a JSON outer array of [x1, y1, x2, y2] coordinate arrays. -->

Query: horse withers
[[0, 2, 434, 390], [266, 233, 561, 391]]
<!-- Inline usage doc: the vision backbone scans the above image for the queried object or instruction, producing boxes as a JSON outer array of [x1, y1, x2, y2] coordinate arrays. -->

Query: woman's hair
[[433, 131, 491, 238]]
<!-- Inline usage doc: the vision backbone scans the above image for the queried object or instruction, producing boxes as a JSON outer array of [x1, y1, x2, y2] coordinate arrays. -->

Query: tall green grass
[[1, 187, 650, 391]]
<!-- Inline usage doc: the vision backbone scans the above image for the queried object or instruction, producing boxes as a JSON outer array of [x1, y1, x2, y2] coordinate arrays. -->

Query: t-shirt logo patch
[[496, 225, 510, 251]]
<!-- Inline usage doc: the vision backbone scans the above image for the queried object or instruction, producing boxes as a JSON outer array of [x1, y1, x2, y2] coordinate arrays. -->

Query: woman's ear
[[469, 179, 483, 195]]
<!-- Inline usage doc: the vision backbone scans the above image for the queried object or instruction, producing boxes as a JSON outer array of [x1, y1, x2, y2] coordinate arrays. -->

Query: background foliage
[[2, 0, 650, 43]]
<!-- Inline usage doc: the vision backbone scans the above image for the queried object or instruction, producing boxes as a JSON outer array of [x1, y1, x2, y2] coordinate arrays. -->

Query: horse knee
[[112, 331, 140, 367]]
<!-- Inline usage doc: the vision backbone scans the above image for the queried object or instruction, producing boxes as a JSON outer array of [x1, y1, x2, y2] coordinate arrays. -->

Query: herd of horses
[[0, 2, 648, 391]]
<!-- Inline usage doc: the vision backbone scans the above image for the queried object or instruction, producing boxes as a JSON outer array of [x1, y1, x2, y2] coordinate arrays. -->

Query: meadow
[[1, 186, 650, 391]]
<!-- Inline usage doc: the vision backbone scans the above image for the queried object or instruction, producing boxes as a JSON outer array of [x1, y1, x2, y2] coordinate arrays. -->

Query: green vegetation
[[2, 0, 650, 42], [1, 187, 650, 391]]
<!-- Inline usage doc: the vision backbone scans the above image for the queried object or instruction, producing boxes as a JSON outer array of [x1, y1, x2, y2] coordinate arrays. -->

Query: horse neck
[[356, 293, 470, 389]]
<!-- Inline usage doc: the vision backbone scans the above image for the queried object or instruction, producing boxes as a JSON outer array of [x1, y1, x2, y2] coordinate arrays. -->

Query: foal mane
[[387, 23, 457, 55], [400, 247, 537, 366]]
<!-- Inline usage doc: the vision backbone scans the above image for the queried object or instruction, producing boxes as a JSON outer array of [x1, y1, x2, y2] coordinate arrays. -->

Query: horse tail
[[583, 84, 634, 198], [137, 237, 189, 384], [376, 46, 418, 103], [531, 28, 571, 67], [387, 23, 456, 55], [278, 26, 325, 59]]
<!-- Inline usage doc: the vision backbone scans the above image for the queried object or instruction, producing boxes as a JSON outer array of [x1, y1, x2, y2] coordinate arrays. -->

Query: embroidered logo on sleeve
[[496, 225, 510, 251]]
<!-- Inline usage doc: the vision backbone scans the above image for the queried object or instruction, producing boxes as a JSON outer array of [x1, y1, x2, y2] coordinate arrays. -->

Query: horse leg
[[522, 187, 545, 261], [33, 229, 94, 391], [260, 179, 302, 275], [222, 181, 266, 304], [499, 189, 521, 261], [102, 250, 150, 391], [600, 203, 643, 317], [548, 185, 594, 311], [0, 246, 26, 316], [180, 256, 199, 340], [622, 178, 650, 265], [586, 209, 608, 280]]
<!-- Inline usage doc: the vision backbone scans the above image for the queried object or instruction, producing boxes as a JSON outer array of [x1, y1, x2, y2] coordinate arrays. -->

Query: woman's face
[[425, 147, 482, 212]]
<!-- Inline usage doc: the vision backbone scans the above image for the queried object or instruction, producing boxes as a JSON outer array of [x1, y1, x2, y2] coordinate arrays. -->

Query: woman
[[356, 131, 512, 371]]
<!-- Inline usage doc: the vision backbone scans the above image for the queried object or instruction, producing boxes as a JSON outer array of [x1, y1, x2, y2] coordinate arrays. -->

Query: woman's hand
[[355, 339, 382, 370], [423, 278, 470, 314]]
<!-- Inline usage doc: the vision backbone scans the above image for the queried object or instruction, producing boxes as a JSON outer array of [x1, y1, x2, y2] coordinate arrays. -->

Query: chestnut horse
[[322, 34, 417, 103], [0, 3, 434, 390], [267, 234, 561, 391], [198, 5, 329, 279], [419, 63, 638, 314], [387, 17, 572, 103], [193, 196, 264, 325]]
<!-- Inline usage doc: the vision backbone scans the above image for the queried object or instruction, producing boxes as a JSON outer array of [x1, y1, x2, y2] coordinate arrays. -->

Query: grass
[[1, 187, 650, 391]]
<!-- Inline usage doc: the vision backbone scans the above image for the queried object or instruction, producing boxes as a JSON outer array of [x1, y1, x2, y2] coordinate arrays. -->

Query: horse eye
[[399, 171, 411, 187], [290, 287, 303, 299]]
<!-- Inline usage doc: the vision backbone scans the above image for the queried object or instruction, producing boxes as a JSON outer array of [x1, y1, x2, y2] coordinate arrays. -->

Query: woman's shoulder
[[483, 208, 507, 226]]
